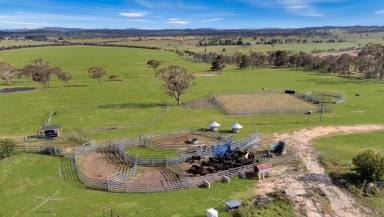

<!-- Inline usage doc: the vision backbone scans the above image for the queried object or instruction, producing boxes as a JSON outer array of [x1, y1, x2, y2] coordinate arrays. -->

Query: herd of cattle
[[187, 149, 257, 176]]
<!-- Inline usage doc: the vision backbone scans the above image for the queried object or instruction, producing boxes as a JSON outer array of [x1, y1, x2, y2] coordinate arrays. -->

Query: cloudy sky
[[0, 0, 383, 29]]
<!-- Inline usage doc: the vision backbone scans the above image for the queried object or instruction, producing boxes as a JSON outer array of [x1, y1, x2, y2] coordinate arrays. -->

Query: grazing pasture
[[314, 131, 384, 214], [1, 45, 384, 216], [0, 39, 53, 48]]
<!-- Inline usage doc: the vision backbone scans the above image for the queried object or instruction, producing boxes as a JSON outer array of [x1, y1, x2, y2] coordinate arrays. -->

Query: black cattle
[[190, 155, 202, 163]]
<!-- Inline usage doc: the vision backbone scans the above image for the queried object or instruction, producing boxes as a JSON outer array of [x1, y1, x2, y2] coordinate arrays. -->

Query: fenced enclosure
[[71, 151, 298, 193], [213, 90, 319, 115], [110, 130, 262, 167]]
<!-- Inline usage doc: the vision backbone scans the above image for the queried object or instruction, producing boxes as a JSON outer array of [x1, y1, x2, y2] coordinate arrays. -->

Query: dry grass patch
[[214, 93, 316, 115]]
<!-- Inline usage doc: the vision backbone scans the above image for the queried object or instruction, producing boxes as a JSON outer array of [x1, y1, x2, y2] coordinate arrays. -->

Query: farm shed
[[41, 124, 61, 138], [254, 163, 272, 180], [225, 200, 241, 211]]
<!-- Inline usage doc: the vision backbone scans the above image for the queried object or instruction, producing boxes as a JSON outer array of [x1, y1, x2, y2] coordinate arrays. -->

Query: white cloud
[[167, 18, 189, 24], [119, 12, 146, 17], [136, 0, 206, 10], [244, 0, 326, 17], [127, 19, 155, 23], [200, 18, 224, 23], [2, 20, 48, 26], [375, 10, 384, 15]]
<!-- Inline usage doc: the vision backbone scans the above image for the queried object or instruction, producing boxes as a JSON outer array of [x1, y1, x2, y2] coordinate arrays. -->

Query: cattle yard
[[57, 129, 299, 193]]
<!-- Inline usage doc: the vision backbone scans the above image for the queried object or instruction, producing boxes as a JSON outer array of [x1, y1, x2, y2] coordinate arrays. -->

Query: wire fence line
[[70, 153, 299, 193], [16, 133, 296, 193]]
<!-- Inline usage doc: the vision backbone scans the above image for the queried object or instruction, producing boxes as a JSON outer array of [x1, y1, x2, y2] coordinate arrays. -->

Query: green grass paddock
[[314, 131, 384, 213], [1, 45, 384, 216]]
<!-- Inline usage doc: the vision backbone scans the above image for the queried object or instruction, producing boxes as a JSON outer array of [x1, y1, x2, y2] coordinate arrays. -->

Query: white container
[[207, 208, 218, 217]]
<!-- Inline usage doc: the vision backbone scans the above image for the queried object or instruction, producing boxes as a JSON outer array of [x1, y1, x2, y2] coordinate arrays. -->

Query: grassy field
[[314, 132, 384, 214], [0, 45, 384, 216], [126, 146, 177, 157], [1, 46, 384, 140], [103, 30, 384, 54], [0, 153, 259, 217], [314, 131, 384, 163], [0, 39, 53, 47]]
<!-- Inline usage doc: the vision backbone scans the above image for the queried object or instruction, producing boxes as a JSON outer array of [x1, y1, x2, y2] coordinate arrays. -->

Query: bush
[[352, 149, 384, 181], [0, 138, 16, 159]]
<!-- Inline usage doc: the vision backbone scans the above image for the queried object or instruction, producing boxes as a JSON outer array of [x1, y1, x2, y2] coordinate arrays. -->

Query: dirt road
[[256, 124, 384, 217]]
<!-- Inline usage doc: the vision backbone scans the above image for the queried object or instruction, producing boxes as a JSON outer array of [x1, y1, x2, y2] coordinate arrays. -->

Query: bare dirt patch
[[214, 93, 316, 115], [194, 72, 220, 77], [186, 97, 217, 109], [313, 49, 359, 58], [151, 133, 220, 149], [256, 124, 384, 217], [127, 167, 165, 184], [79, 153, 120, 180]]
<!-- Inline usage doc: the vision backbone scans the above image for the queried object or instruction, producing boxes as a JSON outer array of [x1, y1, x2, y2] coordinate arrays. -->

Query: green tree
[[210, 54, 226, 71], [352, 149, 384, 181], [238, 55, 250, 69], [0, 138, 16, 159], [147, 59, 162, 72]]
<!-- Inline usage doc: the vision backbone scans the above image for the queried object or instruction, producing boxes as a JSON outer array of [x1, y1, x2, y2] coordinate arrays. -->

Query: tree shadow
[[65, 84, 88, 88], [98, 102, 162, 109], [300, 77, 376, 86]]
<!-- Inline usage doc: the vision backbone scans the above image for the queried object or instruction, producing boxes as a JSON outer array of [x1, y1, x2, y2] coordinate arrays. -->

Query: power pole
[[320, 95, 325, 122], [32, 189, 62, 214]]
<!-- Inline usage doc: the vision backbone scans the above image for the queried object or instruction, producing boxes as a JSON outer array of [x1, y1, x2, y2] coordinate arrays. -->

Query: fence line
[[110, 131, 261, 167]]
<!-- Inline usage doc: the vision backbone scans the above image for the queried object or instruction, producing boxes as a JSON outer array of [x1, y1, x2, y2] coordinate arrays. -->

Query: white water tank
[[207, 208, 218, 217]]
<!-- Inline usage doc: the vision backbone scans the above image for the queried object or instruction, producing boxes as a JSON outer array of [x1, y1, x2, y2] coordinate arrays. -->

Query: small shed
[[207, 208, 218, 217], [225, 200, 241, 211], [254, 163, 272, 180], [41, 124, 61, 138], [208, 121, 221, 132], [231, 122, 243, 133]]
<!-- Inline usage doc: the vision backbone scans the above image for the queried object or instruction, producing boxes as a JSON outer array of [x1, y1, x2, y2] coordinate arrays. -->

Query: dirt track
[[256, 124, 384, 217]]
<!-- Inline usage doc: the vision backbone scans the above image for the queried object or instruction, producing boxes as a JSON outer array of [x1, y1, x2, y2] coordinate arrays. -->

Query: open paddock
[[214, 93, 317, 115]]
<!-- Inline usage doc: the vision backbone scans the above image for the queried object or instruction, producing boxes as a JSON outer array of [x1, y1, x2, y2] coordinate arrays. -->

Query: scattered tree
[[56, 71, 72, 86], [238, 55, 250, 69], [0, 138, 16, 159], [19, 59, 62, 88], [147, 59, 162, 72], [0, 61, 18, 86], [336, 54, 355, 76], [210, 54, 226, 71], [352, 149, 384, 181], [88, 67, 106, 85], [155, 65, 195, 105]]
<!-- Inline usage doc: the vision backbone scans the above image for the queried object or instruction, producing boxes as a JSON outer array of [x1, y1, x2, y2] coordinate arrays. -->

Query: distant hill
[[1, 26, 384, 38]]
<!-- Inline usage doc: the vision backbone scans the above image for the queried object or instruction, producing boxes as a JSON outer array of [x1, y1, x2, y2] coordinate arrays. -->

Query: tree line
[[0, 59, 111, 87], [194, 44, 384, 80]]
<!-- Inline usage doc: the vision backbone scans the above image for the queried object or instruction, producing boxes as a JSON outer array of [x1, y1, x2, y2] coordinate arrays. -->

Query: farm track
[[256, 124, 384, 217]]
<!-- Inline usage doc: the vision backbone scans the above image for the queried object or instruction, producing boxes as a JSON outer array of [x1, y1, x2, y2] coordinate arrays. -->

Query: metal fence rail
[[110, 131, 262, 167], [96, 154, 299, 193]]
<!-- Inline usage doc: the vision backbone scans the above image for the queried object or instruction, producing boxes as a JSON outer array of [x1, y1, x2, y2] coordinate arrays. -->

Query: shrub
[[352, 149, 384, 181], [0, 138, 16, 159]]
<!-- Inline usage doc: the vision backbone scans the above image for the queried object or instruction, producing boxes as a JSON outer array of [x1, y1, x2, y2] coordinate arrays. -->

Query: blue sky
[[0, 0, 383, 29]]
